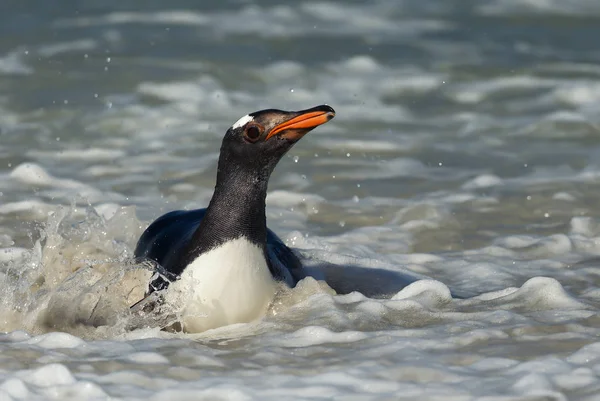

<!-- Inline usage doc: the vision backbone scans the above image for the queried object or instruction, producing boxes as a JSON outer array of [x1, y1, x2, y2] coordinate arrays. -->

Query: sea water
[[2, 0, 600, 399]]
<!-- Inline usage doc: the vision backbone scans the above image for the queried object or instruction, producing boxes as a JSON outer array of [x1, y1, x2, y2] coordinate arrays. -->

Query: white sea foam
[[125, 352, 170, 365], [0, 200, 55, 219], [55, 10, 210, 27], [56, 5, 448, 38], [462, 174, 503, 189], [36, 39, 97, 57], [24, 332, 86, 349], [28, 148, 126, 162], [0, 50, 32, 75], [478, 0, 600, 16], [10, 163, 85, 189]]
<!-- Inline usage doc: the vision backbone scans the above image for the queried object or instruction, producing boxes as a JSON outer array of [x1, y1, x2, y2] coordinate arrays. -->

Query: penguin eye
[[244, 125, 262, 143]]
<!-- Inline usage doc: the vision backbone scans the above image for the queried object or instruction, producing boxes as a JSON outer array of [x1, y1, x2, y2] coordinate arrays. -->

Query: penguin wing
[[266, 229, 306, 286], [134, 208, 207, 276]]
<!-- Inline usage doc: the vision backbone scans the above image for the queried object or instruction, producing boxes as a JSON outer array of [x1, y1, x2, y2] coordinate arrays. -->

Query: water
[[2, 0, 600, 399]]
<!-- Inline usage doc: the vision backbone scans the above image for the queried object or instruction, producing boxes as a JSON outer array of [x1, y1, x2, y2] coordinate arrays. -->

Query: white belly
[[164, 237, 277, 333]]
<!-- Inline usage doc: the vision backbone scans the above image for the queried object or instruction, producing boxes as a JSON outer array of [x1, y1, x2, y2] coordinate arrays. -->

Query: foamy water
[[2, 0, 600, 400]]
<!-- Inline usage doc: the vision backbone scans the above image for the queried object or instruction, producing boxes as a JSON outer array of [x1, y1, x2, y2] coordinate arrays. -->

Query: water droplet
[[293, 156, 299, 163], [346, 153, 351, 157], [94, 93, 98, 98], [356, 183, 361, 188], [63, 99, 68, 104], [526, 195, 532, 200], [339, 220, 346, 227], [438, 162, 443, 166], [314, 153, 319, 158], [332, 175, 336, 179], [301, 174, 307, 180], [106, 57, 111, 63], [352, 195, 359, 203], [56, 137, 60, 141], [544, 213, 550, 218], [289, 88, 294, 93]]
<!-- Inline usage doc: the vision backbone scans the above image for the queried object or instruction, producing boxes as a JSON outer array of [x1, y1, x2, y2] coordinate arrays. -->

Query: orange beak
[[266, 106, 335, 141]]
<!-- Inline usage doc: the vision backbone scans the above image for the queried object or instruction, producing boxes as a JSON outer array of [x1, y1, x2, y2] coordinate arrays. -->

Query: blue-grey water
[[2, 1, 600, 400]]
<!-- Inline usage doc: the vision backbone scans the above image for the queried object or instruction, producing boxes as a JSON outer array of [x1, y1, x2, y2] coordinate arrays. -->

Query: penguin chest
[[165, 237, 277, 332]]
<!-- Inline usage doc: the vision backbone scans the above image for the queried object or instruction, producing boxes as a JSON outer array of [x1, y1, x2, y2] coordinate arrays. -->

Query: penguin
[[132, 105, 335, 332]]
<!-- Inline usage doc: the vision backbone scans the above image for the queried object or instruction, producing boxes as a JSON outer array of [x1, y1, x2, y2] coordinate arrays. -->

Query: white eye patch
[[232, 114, 254, 129]]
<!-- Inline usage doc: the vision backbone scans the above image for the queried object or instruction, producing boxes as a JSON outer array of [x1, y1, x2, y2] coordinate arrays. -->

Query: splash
[[0, 203, 174, 337]]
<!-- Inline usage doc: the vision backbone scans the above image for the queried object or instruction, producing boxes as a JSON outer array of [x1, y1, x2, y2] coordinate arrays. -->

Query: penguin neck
[[186, 159, 271, 262]]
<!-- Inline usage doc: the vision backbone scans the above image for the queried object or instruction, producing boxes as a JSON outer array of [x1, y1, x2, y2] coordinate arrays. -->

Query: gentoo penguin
[[133, 105, 335, 332]]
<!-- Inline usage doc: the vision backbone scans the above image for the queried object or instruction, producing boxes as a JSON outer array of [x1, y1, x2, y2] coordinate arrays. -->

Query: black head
[[217, 104, 335, 181]]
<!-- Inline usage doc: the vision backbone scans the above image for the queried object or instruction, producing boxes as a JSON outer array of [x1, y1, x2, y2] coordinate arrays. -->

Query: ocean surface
[[2, 0, 600, 399]]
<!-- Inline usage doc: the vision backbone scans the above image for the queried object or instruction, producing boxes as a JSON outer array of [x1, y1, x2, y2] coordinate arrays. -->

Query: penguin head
[[218, 105, 335, 178]]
